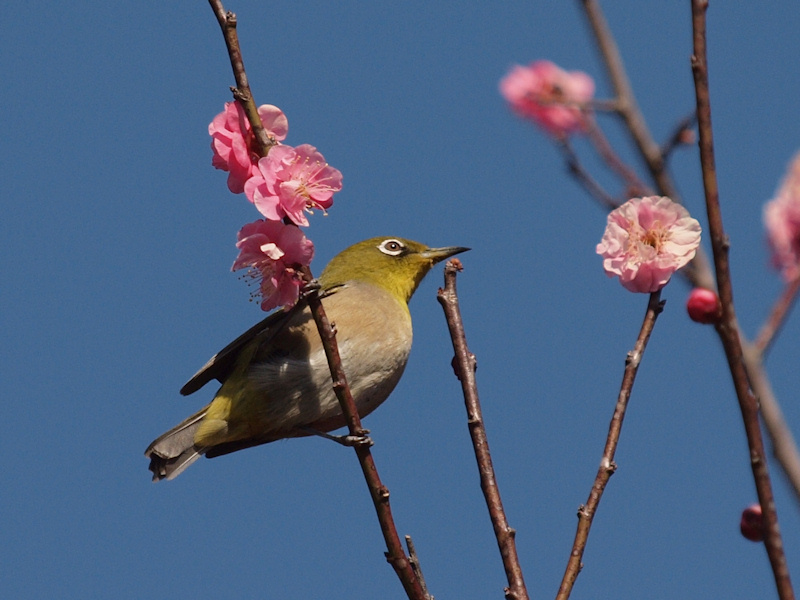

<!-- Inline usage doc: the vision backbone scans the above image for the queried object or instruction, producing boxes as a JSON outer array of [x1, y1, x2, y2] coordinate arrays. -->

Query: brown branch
[[558, 139, 620, 210], [208, 0, 276, 154], [437, 260, 529, 600], [747, 275, 800, 505], [579, 0, 673, 198], [584, 113, 651, 198], [578, 0, 716, 292], [690, 2, 795, 598], [742, 342, 800, 508], [555, 291, 664, 600], [208, 2, 426, 598], [405, 536, 433, 600], [755, 275, 800, 356], [300, 273, 426, 599], [660, 113, 697, 163]]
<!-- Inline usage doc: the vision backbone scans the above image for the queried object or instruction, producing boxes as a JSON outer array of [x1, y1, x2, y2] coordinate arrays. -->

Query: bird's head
[[319, 237, 469, 304]]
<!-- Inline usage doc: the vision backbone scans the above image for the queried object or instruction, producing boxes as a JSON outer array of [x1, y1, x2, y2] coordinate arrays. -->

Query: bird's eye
[[378, 239, 406, 256]]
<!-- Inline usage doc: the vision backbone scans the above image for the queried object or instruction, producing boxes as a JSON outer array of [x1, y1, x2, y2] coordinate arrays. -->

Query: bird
[[145, 236, 469, 481]]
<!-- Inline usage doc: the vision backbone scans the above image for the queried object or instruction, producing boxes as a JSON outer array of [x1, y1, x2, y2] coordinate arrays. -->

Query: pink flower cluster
[[597, 196, 702, 293], [209, 101, 343, 310], [499, 60, 594, 137], [764, 152, 800, 282]]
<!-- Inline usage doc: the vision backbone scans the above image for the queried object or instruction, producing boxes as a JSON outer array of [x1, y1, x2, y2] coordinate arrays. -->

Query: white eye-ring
[[378, 239, 406, 256]]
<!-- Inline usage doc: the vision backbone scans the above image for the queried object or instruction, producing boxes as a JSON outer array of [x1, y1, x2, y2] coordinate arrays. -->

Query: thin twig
[[755, 275, 800, 356], [690, 2, 795, 598], [207, 2, 276, 153], [437, 260, 529, 600], [660, 112, 697, 162], [747, 275, 800, 505], [555, 291, 664, 600], [742, 341, 800, 508], [207, 2, 426, 598], [579, 0, 673, 198], [558, 139, 620, 210], [584, 113, 651, 197], [405, 536, 433, 600]]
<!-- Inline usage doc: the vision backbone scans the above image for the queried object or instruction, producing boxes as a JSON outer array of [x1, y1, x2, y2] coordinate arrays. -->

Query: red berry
[[740, 503, 764, 542], [686, 288, 721, 324]]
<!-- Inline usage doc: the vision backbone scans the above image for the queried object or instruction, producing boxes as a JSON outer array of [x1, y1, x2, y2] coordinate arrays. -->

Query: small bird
[[145, 237, 468, 480]]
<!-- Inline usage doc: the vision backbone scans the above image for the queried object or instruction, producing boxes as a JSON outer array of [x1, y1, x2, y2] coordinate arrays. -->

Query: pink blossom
[[499, 60, 594, 137], [764, 152, 800, 281], [597, 196, 702, 293], [244, 144, 343, 227], [209, 102, 289, 194], [232, 219, 314, 311]]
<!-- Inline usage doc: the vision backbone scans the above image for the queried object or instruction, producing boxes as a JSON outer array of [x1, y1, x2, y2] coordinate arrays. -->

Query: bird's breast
[[246, 282, 413, 433]]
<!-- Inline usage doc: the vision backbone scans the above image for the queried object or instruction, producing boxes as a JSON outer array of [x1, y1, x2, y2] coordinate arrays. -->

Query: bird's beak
[[421, 245, 471, 264]]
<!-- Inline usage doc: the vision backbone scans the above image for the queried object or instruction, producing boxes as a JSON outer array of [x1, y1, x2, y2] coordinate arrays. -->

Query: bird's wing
[[179, 302, 305, 395]]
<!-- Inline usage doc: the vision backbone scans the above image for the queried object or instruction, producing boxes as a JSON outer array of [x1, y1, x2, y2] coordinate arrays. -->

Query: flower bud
[[740, 503, 764, 542], [686, 288, 721, 324]]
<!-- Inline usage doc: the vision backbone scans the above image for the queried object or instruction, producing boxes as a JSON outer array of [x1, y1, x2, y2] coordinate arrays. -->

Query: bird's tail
[[145, 407, 208, 481]]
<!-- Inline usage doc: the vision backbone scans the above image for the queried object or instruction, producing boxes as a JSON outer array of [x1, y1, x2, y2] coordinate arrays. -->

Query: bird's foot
[[300, 279, 321, 299], [298, 426, 374, 448]]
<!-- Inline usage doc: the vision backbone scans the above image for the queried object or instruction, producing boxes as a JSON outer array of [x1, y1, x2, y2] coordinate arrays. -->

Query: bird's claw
[[298, 426, 373, 447], [301, 278, 322, 298], [341, 433, 374, 448]]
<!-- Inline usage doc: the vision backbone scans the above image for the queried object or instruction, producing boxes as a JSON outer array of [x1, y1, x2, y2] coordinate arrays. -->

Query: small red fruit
[[686, 288, 722, 324], [740, 503, 764, 542]]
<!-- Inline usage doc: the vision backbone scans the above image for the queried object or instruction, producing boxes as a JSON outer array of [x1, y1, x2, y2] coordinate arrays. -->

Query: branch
[[755, 275, 800, 356], [437, 260, 529, 600], [690, 2, 795, 598], [584, 113, 651, 197], [558, 139, 620, 210], [208, 2, 426, 598], [660, 112, 697, 163], [208, 1, 277, 154], [742, 341, 800, 507], [555, 291, 664, 600], [300, 274, 426, 599]]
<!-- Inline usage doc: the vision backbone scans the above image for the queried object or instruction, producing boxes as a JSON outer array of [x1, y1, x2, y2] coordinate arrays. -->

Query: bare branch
[[558, 139, 620, 210], [437, 260, 529, 600], [556, 291, 664, 600], [755, 275, 800, 356], [660, 113, 697, 163], [690, 2, 794, 597], [207, 0, 276, 154]]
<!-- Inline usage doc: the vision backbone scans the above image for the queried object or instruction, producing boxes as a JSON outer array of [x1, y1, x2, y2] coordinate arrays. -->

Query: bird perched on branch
[[145, 237, 468, 481]]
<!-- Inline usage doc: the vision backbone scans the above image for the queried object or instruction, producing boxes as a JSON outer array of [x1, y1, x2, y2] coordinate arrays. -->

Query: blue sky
[[3, 1, 800, 598]]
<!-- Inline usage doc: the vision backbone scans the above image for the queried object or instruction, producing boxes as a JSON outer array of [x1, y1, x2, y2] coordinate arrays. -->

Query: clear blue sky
[[2, 2, 799, 598]]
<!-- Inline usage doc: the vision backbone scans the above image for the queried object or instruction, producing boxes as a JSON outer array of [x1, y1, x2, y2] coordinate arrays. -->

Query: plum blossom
[[244, 144, 343, 227], [232, 219, 314, 311], [764, 152, 800, 281], [499, 60, 594, 137], [597, 196, 702, 293], [209, 102, 289, 194]]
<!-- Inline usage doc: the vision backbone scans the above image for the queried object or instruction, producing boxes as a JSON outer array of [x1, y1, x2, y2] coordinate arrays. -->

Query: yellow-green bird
[[145, 237, 468, 481]]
